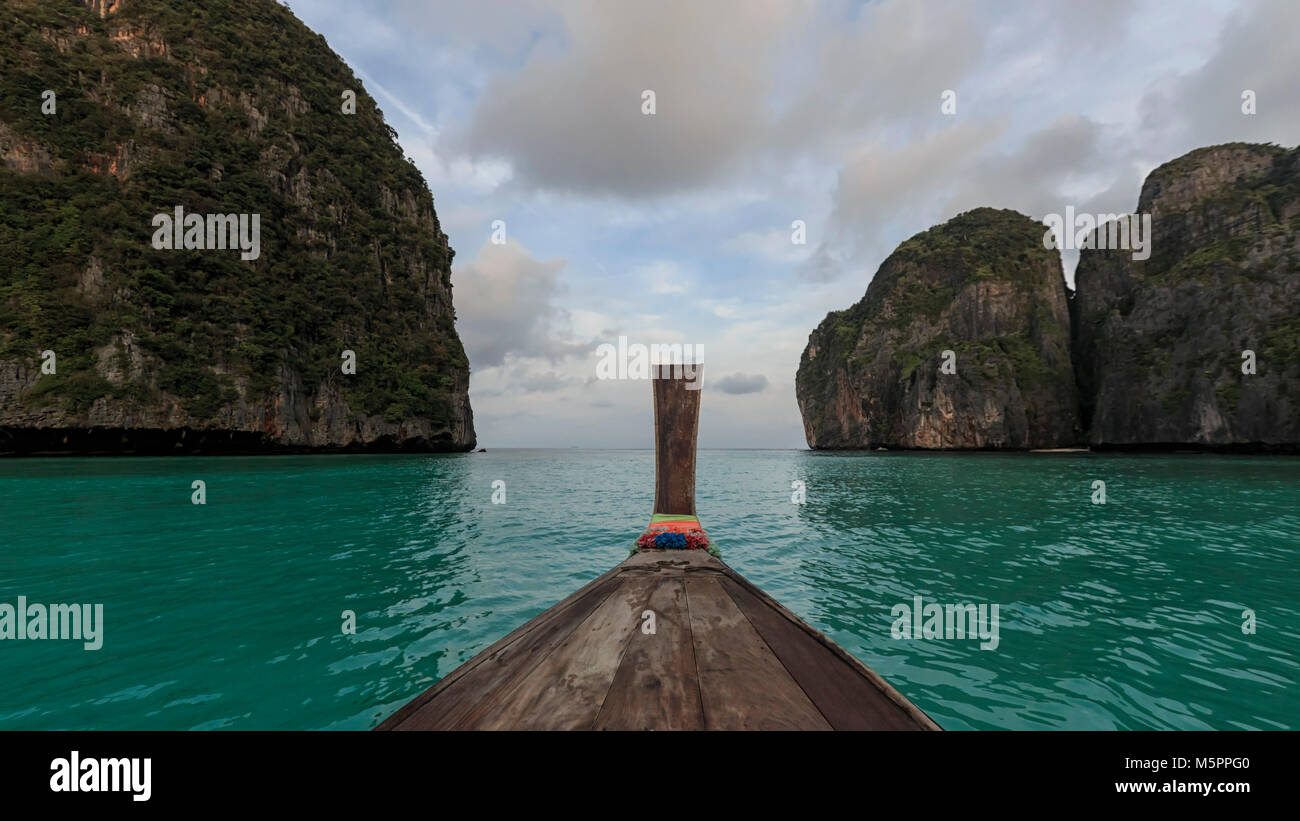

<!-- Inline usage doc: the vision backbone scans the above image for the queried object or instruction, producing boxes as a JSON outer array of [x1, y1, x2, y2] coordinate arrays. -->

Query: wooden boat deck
[[377, 548, 939, 730]]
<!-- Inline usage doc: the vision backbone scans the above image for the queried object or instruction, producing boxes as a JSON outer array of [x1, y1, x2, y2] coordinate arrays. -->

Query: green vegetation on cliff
[[885, 208, 1055, 288], [1071, 142, 1299, 447], [797, 208, 1079, 450], [0, 0, 472, 443]]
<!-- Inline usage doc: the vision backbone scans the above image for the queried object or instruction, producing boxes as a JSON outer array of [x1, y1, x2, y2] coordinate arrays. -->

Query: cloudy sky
[[287, 0, 1298, 448]]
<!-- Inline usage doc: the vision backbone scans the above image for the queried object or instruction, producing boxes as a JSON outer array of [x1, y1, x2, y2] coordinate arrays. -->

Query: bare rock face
[[1070, 143, 1299, 450], [0, 121, 57, 173], [0, 0, 475, 454], [797, 208, 1080, 449]]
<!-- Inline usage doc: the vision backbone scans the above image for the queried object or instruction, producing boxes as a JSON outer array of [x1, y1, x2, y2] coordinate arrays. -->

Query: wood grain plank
[[718, 565, 940, 730], [621, 549, 723, 571], [381, 554, 939, 731], [595, 578, 704, 730], [685, 576, 831, 730], [472, 576, 659, 730], [380, 570, 623, 730], [718, 575, 933, 730], [652, 366, 700, 517]]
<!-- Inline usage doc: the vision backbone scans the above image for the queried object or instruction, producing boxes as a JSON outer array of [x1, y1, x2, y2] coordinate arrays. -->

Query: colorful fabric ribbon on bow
[[634, 514, 710, 550]]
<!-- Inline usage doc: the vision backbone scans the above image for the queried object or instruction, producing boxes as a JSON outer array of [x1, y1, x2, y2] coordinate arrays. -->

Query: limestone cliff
[[0, 0, 475, 454], [797, 208, 1080, 449], [1070, 143, 1299, 450]]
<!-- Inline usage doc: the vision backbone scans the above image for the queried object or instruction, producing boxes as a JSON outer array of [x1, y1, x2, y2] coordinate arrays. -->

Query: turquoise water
[[0, 450, 1296, 730]]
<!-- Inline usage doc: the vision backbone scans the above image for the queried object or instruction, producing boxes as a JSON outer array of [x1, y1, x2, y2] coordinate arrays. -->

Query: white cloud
[[724, 227, 812, 265], [452, 240, 589, 368], [447, 0, 798, 196], [714, 373, 770, 395], [637, 261, 690, 295]]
